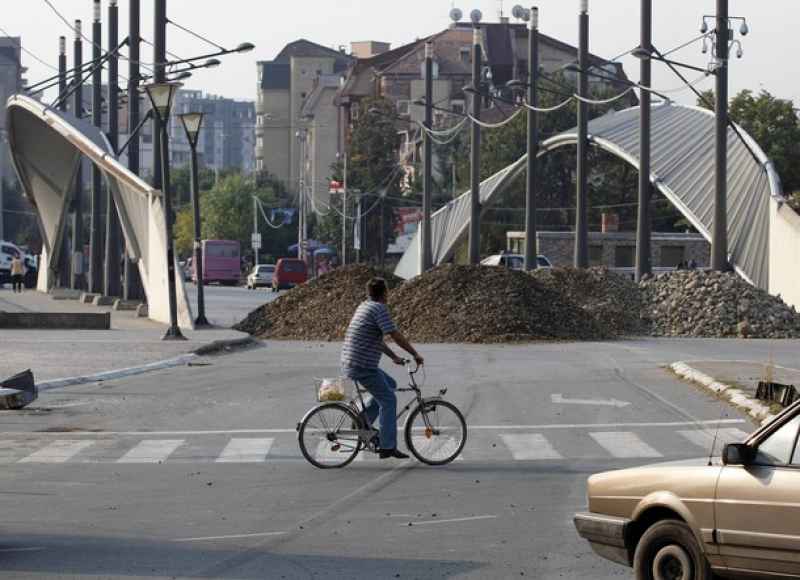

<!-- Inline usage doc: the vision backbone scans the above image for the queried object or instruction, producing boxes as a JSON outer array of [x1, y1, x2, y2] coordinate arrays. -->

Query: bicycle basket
[[315, 377, 353, 402]]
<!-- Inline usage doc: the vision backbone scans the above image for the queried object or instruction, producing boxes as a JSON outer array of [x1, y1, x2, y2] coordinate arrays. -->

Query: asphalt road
[[2, 338, 798, 579], [184, 284, 281, 328]]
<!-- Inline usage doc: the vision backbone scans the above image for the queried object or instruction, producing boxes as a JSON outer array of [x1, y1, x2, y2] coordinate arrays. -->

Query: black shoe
[[379, 448, 409, 460]]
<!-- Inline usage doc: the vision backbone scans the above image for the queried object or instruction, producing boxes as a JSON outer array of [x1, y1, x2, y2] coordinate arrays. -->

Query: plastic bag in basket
[[318, 378, 346, 402]]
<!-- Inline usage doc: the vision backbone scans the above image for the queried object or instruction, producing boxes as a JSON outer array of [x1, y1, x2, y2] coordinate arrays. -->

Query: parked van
[[272, 258, 307, 291]]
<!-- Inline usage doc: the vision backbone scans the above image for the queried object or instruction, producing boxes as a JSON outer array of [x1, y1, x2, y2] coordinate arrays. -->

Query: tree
[[698, 89, 800, 194]]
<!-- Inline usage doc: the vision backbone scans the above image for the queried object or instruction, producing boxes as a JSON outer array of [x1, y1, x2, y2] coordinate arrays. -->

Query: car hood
[[587, 458, 722, 518]]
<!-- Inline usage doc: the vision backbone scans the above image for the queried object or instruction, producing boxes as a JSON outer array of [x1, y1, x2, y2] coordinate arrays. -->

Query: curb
[[37, 336, 260, 392], [670, 361, 775, 425]]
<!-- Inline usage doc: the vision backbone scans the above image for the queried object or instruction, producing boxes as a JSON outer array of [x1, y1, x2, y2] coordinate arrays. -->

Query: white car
[[480, 253, 552, 270], [246, 264, 276, 289]]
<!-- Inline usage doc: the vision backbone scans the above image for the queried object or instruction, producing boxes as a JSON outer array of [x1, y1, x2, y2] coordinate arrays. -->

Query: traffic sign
[[251, 232, 262, 250]]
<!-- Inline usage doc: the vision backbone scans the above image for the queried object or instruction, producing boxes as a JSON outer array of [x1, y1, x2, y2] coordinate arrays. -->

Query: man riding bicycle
[[341, 277, 424, 459]]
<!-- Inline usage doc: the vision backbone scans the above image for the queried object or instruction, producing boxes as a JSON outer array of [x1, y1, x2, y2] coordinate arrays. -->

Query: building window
[[257, 137, 264, 149], [256, 159, 264, 171], [451, 100, 465, 115], [614, 245, 635, 268], [460, 47, 471, 64], [589, 245, 603, 265], [351, 106, 360, 121], [661, 245, 685, 268], [397, 100, 410, 116]]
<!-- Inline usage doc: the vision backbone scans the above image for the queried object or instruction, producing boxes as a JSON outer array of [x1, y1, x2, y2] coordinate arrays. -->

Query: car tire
[[633, 519, 712, 580]]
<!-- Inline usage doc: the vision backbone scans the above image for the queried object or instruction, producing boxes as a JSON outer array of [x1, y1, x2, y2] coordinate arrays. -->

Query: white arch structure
[[6, 94, 194, 329], [396, 102, 800, 309]]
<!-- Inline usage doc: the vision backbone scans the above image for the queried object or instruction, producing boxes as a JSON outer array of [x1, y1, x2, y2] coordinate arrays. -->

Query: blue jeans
[[348, 368, 398, 450]]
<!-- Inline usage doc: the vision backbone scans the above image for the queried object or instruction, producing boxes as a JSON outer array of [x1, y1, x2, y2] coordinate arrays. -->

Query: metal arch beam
[[5, 94, 194, 329], [395, 102, 782, 292]]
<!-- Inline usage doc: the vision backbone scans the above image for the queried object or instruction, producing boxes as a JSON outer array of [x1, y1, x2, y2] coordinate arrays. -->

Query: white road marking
[[216, 438, 274, 463], [500, 434, 562, 460], [315, 440, 363, 463], [173, 531, 287, 542], [401, 515, 497, 527], [117, 439, 184, 463], [678, 428, 751, 448], [410, 436, 463, 461], [551, 394, 631, 408], [0, 419, 746, 438], [590, 431, 663, 458], [18, 440, 95, 463]]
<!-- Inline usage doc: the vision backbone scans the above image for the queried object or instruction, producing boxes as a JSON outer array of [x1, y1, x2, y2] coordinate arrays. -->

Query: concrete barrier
[[0, 311, 111, 330]]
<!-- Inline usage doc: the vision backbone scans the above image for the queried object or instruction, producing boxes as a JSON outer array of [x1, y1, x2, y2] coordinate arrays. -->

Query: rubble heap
[[233, 265, 401, 340], [388, 265, 605, 343], [532, 267, 642, 337], [640, 270, 800, 338]]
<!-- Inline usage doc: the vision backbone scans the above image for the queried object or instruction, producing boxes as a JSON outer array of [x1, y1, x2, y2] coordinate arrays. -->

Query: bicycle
[[296, 361, 467, 469]]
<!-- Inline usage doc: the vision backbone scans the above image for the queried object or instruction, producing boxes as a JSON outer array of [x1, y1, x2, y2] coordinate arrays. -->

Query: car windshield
[[259, 266, 274, 273]]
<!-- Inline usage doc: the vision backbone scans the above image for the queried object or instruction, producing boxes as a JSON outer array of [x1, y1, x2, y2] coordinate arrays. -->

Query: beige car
[[574, 400, 800, 580]]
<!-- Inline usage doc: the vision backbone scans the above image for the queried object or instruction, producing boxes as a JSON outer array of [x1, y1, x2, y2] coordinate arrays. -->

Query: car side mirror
[[722, 443, 754, 466]]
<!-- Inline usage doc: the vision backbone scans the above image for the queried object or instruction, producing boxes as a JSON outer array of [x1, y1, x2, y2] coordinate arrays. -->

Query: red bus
[[194, 240, 241, 286]]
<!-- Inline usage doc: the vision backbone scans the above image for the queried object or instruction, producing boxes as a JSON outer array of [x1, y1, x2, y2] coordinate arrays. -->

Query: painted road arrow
[[551, 394, 631, 408]]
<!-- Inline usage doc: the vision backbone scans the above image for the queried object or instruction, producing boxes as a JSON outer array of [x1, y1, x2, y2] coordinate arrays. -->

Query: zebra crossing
[[1, 427, 750, 465]]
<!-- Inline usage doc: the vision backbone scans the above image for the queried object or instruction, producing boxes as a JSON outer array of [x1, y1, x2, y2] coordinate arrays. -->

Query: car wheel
[[634, 520, 712, 580]]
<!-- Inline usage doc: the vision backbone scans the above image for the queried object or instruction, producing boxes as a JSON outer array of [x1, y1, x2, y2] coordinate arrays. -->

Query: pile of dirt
[[388, 265, 606, 343], [233, 265, 401, 340], [640, 270, 800, 338], [532, 267, 643, 336]]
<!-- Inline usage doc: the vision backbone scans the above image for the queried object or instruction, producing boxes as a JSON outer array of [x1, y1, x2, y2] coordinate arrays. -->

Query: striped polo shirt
[[341, 299, 398, 376]]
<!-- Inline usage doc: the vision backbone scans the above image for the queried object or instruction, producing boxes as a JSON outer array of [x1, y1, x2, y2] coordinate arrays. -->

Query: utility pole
[[635, 0, 652, 282], [421, 41, 434, 273], [89, 1, 103, 294], [152, 0, 165, 193], [712, 0, 729, 271], [124, 0, 143, 300], [104, 0, 122, 297], [57, 36, 71, 288], [574, 0, 589, 268], [71, 20, 85, 290], [523, 7, 539, 272], [468, 24, 482, 265], [252, 196, 259, 265]]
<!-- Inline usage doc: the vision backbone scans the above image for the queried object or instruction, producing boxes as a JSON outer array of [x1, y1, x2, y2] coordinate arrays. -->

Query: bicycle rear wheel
[[298, 403, 363, 469], [404, 400, 467, 465]]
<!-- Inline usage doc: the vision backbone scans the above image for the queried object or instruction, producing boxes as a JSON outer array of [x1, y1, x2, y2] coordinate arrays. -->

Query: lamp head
[[144, 81, 182, 122], [93, 0, 101, 23], [631, 46, 652, 60], [449, 7, 463, 22], [179, 112, 204, 146], [172, 71, 192, 81], [739, 21, 749, 36], [75, 20, 82, 40], [470, 9, 483, 24], [700, 19, 708, 34], [205, 58, 222, 68], [580, 0, 588, 14], [236, 42, 256, 53], [59, 36, 66, 56]]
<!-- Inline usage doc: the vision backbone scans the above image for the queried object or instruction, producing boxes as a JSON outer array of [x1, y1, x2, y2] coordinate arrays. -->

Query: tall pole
[[523, 7, 539, 271], [574, 0, 589, 268], [152, 0, 165, 191], [635, 0, 652, 281], [88, 1, 103, 294], [297, 132, 305, 261], [341, 153, 347, 265], [252, 196, 258, 266], [190, 136, 209, 326], [124, 0, 143, 300], [468, 25, 482, 265], [104, 0, 122, 297], [71, 20, 85, 290], [712, 0, 729, 271], [57, 36, 71, 288], [421, 41, 434, 273]]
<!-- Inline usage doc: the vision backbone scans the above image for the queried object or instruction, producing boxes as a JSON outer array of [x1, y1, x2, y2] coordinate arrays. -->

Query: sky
[[4, 0, 799, 107]]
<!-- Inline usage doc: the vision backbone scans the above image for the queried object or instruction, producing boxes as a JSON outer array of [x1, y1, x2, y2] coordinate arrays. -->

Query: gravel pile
[[233, 265, 401, 340], [389, 265, 605, 343], [640, 270, 800, 338], [532, 267, 642, 336]]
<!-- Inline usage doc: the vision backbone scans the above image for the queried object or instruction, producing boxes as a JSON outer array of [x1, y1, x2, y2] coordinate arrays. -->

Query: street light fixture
[[144, 81, 186, 340], [179, 111, 210, 328]]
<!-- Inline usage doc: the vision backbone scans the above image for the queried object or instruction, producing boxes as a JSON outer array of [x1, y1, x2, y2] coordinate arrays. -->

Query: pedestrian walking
[[10, 255, 25, 293]]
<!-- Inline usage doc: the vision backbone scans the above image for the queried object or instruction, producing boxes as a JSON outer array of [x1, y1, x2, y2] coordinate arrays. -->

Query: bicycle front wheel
[[405, 400, 467, 465], [298, 403, 362, 469]]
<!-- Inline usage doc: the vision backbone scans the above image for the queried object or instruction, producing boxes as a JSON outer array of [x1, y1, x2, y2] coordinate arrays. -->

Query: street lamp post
[[145, 81, 185, 341], [469, 9, 483, 265], [71, 20, 85, 290], [105, 0, 122, 298], [57, 36, 71, 288], [574, 0, 589, 269], [712, 0, 729, 272], [421, 41, 434, 273], [518, 5, 539, 272], [635, 0, 652, 282], [89, 1, 103, 294], [180, 112, 210, 327]]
